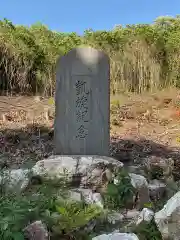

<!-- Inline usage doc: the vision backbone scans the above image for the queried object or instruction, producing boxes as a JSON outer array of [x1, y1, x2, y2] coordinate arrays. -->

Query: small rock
[[125, 209, 140, 220], [23, 221, 49, 240], [92, 232, 139, 240], [107, 211, 124, 224], [128, 165, 145, 176], [113, 178, 119, 185], [84, 218, 97, 233], [155, 191, 180, 239], [144, 156, 174, 180], [148, 179, 166, 201], [136, 208, 154, 225], [120, 209, 140, 233], [129, 173, 150, 208], [128, 166, 140, 173], [92, 192, 104, 208], [129, 173, 148, 188], [114, 173, 150, 209], [0, 169, 30, 192], [68, 190, 83, 202], [166, 178, 179, 199], [78, 188, 94, 203], [69, 188, 104, 208]]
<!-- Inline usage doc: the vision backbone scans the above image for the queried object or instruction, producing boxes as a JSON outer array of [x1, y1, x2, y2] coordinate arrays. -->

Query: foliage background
[[1, 16, 180, 96]]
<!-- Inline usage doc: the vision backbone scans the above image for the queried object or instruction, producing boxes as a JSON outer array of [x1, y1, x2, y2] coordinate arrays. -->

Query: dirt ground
[[1, 88, 180, 174]]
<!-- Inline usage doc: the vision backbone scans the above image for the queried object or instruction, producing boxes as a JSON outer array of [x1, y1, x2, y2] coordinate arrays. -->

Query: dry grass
[[1, 88, 180, 174], [0, 96, 54, 168], [109, 39, 161, 94], [109, 88, 180, 180]]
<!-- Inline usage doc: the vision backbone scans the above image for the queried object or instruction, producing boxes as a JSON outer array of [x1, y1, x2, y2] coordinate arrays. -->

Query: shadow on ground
[[111, 135, 180, 180], [0, 124, 54, 169], [111, 136, 180, 162], [0, 124, 180, 173]]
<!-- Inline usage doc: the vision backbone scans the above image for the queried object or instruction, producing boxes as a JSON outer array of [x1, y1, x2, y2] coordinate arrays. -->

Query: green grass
[[0, 179, 105, 240]]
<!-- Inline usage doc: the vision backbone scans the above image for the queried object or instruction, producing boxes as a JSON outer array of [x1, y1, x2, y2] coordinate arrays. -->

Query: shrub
[[103, 169, 135, 210], [1, 16, 180, 95]]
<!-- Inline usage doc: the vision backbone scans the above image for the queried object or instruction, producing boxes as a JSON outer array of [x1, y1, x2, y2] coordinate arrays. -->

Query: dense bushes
[[1, 16, 180, 95]]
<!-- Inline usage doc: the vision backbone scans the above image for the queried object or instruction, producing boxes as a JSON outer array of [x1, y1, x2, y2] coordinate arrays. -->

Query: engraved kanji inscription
[[74, 78, 90, 139], [55, 47, 110, 155], [76, 109, 88, 122], [76, 125, 88, 139], [75, 80, 86, 95], [75, 80, 90, 95], [76, 94, 88, 109]]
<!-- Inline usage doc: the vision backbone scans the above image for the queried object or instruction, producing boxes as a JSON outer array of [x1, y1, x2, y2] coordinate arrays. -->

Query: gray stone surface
[[129, 173, 150, 209], [68, 188, 104, 207], [54, 47, 110, 155], [148, 179, 166, 201], [136, 208, 154, 225], [23, 221, 49, 240], [32, 155, 123, 187], [92, 232, 139, 240], [114, 173, 150, 209], [107, 211, 124, 224], [155, 191, 180, 240], [0, 169, 30, 193]]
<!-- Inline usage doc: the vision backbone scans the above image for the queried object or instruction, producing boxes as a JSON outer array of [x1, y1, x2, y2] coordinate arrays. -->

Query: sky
[[0, 0, 180, 34]]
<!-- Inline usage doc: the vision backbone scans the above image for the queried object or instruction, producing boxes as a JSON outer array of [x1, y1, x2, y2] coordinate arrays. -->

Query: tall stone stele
[[54, 46, 110, 155]]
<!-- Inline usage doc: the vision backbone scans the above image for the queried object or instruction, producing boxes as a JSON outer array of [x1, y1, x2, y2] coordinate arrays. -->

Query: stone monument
[[54, 46, 110, 155]]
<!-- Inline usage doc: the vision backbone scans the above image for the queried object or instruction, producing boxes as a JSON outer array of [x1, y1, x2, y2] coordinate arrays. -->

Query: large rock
[[92, 232, 139, 240], [32, 155, 123, 187], [155, 191, 180, 239]]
